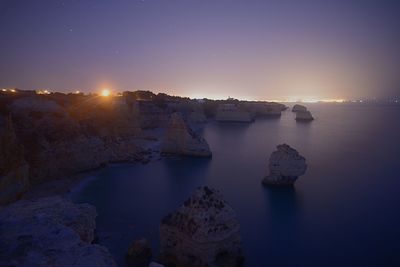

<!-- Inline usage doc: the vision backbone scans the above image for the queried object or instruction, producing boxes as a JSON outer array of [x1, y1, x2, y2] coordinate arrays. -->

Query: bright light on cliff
[[101, 89, 111, 97]]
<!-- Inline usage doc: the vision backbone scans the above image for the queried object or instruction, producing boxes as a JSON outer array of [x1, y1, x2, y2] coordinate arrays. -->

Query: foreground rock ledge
[[263, 144, 307, 186], [161, 113, 212, 157], [0, 197, 116, 267], [159, 186, 243, 267]]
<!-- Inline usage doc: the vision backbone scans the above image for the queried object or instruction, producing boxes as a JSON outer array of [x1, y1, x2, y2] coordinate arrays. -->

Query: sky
[[0, 0, 399, 101]]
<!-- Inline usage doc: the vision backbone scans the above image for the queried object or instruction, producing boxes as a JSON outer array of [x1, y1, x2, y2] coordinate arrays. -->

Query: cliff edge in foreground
[[0, 197, 116, 267]]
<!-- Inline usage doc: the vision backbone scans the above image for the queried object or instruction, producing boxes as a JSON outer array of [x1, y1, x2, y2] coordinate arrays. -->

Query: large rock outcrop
[[291, 104, 314, 121], [0, 116, 30, 205], [160, 186, 243, 267], [161, 113, 212, 157], [215, 104, 253, 122], [295, 110, 314, 121], [291, 104, 307, 112], [0, 197, 117, 267], [7, 95, 145, 184], [263, 144, 307, 186]]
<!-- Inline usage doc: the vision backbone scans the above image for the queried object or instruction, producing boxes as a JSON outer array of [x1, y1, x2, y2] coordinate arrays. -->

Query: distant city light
[[1, 88, 17, 93], [36, 89, 51, 95], [101, 88, 111, 97]]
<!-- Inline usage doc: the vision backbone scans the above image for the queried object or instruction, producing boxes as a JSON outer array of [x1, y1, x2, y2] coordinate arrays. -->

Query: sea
[[70, 103, 400, 267]]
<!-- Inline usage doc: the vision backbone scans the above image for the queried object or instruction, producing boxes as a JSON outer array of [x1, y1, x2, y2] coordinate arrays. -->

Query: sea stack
[[295, 110, 314, 121], [159, 186, 243, 267], [292, 104, 314, 121], [291, 104, 307, 112], [263, 144, 307, 186], [161, 113, 212, 157]]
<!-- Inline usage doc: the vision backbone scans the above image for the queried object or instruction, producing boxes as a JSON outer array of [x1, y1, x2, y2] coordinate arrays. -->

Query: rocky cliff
[[160, 186, 243, 267], [0, 196, 117, 267], [215, 104, 253, 122], [0, 116, 29, 205]]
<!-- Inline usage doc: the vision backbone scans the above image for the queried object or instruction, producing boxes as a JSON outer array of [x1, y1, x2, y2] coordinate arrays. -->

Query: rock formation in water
[[215, 104, 253, 122], [291, 104, 307, 112], [291, 104, 314, 121], [295, 110, 314, 121], [161, 113, 212, 157], [0, 115, 30, 205], [0, 196, 117, 267], [126, 238, 152, 265], [263, 144, 307, 186], [159, 186, 243, 267]]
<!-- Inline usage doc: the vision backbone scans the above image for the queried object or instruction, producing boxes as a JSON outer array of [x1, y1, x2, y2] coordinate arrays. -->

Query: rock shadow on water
[[261, 187, 303, 264], [263, 186, 302, 222]]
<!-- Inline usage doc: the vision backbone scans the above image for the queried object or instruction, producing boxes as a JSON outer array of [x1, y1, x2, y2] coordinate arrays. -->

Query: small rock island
[[159, 186, 243, 267], [292, 104, 314, 121], [161, 113, 212, 157], [263, 144, 307, 186]]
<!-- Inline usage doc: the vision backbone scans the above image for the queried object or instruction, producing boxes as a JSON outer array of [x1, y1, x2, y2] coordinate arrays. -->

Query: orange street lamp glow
[[101, 89, 111, 97]]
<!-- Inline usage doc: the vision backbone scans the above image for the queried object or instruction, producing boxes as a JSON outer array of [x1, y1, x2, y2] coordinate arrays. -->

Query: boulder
[[161, 113, 212, 157], [0, 196, 117, 267], [160, 186, 243, 267], [126, 238, 152, 264], [263, 144, 307, 186]]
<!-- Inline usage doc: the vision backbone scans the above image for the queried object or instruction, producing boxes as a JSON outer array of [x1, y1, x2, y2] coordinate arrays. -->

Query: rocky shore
[[0, 196, 117, 267], [0, 89, 295, 266]]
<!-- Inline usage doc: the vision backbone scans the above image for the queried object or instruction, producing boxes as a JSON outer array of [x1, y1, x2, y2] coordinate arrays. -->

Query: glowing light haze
[[0, 0, 399, 100]]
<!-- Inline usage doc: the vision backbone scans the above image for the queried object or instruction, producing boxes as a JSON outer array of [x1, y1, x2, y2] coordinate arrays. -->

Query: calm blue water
[[71, 104, 400, 267]]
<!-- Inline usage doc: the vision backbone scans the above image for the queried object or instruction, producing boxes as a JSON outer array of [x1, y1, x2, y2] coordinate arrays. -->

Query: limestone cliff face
[[263, 144, 307, 186], [216, 104, 253, 122], [0, 197, 116, 267], [160, 186, 243, 267], [0, 116, 29, 205], [161, 113, 212, 157], [8, 96, 144, 184]]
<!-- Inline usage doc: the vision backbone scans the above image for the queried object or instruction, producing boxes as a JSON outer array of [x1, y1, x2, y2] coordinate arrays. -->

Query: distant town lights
[[36, 89, 51, 95], [101, 88, 111, 97]]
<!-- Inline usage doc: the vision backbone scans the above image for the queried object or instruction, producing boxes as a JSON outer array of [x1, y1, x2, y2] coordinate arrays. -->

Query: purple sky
[[0, 0, 399, 100]]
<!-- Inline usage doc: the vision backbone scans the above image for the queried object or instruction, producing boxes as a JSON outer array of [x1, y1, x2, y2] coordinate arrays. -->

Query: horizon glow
[[0, 0, 399, 100]]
